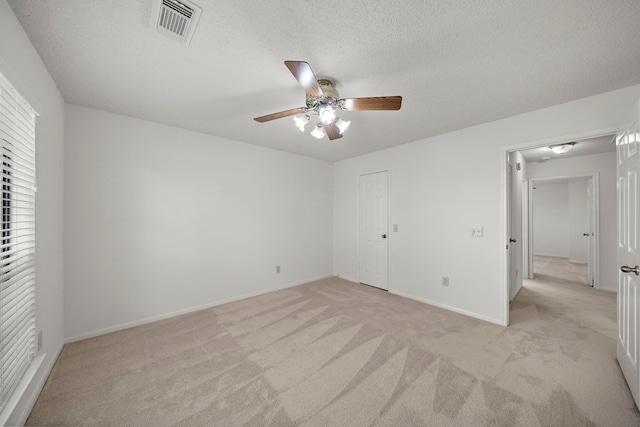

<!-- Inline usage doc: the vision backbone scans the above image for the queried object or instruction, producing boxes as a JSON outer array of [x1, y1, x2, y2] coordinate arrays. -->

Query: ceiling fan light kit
[[254, 61, 402, 141], [310, 123, 326, 139], [335, 118, 351, 134], [293, 114, 310, 131]]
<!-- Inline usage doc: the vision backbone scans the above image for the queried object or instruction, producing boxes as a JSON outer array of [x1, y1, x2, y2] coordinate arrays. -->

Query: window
[[0, 72, 37, 413]]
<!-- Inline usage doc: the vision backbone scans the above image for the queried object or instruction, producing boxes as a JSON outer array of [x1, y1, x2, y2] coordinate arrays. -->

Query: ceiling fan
[[254, 61, 402, 140]]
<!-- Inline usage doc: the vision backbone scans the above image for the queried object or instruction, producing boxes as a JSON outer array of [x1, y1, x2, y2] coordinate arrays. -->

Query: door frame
[[522, 180, 531, 279], [357, 168, 391, 291], [500, 126, 618, 326], [507, 162, 514, 299], [525, 173, 600, 288]]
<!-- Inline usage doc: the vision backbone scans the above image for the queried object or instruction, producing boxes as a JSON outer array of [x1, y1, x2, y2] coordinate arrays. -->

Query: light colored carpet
[[534, 255, 589, 286], [26, 276, 640, 426]]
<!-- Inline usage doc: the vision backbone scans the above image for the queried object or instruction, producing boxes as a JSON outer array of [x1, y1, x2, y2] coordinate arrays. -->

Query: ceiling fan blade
[[254, 107, 307, 123], [340, 96, 402, 111], [284, 61, 324, 97], [324, 123, 343, 140]]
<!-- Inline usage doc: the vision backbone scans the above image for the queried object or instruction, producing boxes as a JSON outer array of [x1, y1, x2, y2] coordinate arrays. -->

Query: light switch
[[471, 227, 483, 237], [393, 224, 399, 232]]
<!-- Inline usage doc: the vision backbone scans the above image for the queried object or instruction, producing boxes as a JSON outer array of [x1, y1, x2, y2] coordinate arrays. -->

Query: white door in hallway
[[359, 171, 389, 290], [587, 178, 597, 287], [617, 101, 640, 409], [507, 163, 517, 300]]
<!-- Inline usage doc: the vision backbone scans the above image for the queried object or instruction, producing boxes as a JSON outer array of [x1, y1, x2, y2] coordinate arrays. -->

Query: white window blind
[[0, 72, 37, 413]]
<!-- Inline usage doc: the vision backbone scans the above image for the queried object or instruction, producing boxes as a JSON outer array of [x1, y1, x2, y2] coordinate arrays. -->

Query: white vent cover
[[150, 0, 202, 45]]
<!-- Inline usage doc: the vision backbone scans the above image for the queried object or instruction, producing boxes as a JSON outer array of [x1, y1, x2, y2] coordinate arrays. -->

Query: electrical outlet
[[471, 227, 483, 237], [276, 265, 281, 274], [442, 276, 449, 287]]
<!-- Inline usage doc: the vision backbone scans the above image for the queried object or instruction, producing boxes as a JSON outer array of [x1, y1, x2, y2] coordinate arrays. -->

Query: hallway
[[533, 255, 589, 286]]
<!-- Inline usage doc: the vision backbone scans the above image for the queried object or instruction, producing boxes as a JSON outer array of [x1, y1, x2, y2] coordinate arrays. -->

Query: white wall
[[334, 86, 640, 325], [528, 152, 616, 291], [533, 182, 570, 257], [0, 1, 65, 424], [531, 178, 589, 261], [64, 104, 333, 340], [569, 178, 589, 263]]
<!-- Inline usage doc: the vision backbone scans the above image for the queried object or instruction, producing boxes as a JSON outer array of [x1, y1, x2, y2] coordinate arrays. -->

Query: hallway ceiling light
[[549, 142, 575, 154]]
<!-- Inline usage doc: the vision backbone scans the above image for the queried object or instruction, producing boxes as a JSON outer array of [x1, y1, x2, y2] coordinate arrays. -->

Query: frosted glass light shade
[[335, 118, 350, 134], [549, 142, 575, 154], [293, 114, 309, 131], [318, 105, 336, 125], [310, 124, 325, 139]]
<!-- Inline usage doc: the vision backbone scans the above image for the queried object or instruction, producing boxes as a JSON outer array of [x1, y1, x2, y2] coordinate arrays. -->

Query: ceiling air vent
[[150, 0, 202, 45]]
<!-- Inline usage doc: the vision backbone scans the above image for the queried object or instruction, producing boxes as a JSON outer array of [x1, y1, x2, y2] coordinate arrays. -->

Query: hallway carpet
[[534, 255, 589, 286], [27, 276, 639, 426]]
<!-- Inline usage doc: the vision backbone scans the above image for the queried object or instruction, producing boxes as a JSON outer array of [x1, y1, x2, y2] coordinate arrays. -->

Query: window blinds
[[0, 72, 36, 413]]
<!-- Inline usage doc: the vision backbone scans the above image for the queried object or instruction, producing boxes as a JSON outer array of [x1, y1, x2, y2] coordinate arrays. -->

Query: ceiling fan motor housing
[[306, 79, 340, 109]]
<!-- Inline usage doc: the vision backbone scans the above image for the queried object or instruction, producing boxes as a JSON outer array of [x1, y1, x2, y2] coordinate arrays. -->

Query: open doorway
[[528, 175, 597, 287], [504, 133, 617, 323]]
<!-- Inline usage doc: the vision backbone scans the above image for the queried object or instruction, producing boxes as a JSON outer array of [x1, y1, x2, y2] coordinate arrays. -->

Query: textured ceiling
[[8, 0, 640, 162], [519, 134, 616, 163]]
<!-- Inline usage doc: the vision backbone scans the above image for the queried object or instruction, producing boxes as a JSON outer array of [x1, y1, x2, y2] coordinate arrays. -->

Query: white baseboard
[[334, 274, 359, 284], [1, 342, 64, 427], [534, 253, 568, 258], [388, 289, 503, 326], [65, 274, 333, 343]]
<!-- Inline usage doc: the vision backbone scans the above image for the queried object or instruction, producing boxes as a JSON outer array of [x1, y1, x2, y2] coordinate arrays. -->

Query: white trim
[[531, 254, 588, 264], [502, 127, 620, 153], [527, 179, 535, 278], [0, 342, 63, 427], [389, 289, 503, 326], [521, 179, 531, 280], [500, 149, 509, 326], [533, 252, 575, 258], [11, 344, 63, 427], [65, 274, 332, 343], [387, 169, 392, 293], [592, 174, 601, 288], [335, 275, 359, 284], [0, 356, 43, 427]]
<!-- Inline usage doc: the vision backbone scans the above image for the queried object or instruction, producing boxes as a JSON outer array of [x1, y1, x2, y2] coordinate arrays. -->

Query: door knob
[[620, 265, 640, 276], [583, 233, 590, 236], [382, 234, 387, 239], [509, 238, 516, 243]]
